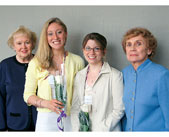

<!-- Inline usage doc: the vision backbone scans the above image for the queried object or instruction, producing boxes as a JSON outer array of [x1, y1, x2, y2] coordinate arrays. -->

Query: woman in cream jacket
[[71, 33, 124, 131]]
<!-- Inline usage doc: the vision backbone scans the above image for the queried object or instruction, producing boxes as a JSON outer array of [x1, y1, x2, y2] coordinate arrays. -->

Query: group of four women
[[0, 17, 169, 132]]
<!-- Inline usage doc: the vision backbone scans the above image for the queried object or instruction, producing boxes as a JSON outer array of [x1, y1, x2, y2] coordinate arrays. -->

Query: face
[[13, 33, 33, 60], [83, 39, 105, 65], [125, 35, 152, 67], [47, 23, 67, 50]]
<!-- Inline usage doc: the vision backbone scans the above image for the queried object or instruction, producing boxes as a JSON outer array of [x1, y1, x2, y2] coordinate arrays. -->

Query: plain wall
[[0, 6, 169, 70]]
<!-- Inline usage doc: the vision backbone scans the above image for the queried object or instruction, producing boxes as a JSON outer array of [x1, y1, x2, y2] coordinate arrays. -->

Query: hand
[[43, 99, 64, 114]]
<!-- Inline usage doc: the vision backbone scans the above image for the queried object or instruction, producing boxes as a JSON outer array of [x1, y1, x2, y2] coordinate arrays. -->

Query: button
[[131, 98, 134, 101], [131, 116, 133, 119], [133, 80, 136, 82], [131, 110, 133, 113], [132, 92, 135, 95]]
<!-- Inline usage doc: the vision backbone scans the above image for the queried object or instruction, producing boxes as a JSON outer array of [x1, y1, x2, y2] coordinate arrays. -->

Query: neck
[[88, 61, 103, 73], [16, 54, 33, 63], [52, 48, 65, 58], [51, 49, 66, 73], [132, 58, 148, 70]]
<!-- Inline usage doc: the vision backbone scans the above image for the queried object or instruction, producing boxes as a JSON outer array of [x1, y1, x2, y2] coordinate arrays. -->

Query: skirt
[[35, 111, 72, 132]]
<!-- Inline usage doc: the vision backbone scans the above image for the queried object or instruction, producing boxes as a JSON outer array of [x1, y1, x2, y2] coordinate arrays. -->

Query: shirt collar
[[130, 58, 152, 73], [83, 61, 112, 76]]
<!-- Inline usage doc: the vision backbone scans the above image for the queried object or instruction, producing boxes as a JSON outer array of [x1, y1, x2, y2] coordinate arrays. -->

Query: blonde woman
[[0, 26, 37, 131], [24, 17, 84, 131]]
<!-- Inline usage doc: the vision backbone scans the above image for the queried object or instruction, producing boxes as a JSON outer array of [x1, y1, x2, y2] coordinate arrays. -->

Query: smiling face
[[125, 35, 152, 69], [47, 22, 67, 51], [13, 33, 33, 61], [83, 39, 105, 65]]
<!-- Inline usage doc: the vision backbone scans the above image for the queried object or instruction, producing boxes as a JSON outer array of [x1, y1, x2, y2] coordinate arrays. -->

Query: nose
[[130, 44, 137, 50], [89, 48, 95, 53], [53, 32, 59, 39], [22, 43, 27, 48]]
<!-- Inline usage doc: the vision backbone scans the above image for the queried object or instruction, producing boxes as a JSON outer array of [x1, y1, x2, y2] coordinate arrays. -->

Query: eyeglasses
[[84, 46, 102, 52]]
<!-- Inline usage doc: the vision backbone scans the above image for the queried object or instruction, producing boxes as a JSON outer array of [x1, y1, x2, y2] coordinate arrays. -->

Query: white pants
[[35, 111, 72, 132]]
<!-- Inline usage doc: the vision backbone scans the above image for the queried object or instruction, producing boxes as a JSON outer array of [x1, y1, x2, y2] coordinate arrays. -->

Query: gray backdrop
[[0, 6, 169, 70]]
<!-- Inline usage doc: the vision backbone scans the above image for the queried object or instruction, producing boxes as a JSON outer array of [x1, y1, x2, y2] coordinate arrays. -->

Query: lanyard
[[84, 62, 103, 91]]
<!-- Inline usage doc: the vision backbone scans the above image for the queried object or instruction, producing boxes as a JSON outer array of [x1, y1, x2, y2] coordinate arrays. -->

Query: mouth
[[21, 50, 28, 54], [52, 40, 60, 45], [88, 56, 96, 59], [130, 54, 138, 56]]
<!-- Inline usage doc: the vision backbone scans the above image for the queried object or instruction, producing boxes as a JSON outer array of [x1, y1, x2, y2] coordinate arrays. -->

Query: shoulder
[[109, 66, 123, 78], [67, 52, 84, 64], [148, 62, 169, 78], [103, 62, 123, 78], [0, 56, 15, 64], [75, 65, 87, 77], [28, 56, 41, 70], [122, 65, 131, 74], [151, 62, 169, 72], [0, 56, 15, 68]]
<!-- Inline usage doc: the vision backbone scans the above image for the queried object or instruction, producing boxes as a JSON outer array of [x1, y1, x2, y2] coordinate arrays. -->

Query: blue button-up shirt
[[122, 59, 169, 131]]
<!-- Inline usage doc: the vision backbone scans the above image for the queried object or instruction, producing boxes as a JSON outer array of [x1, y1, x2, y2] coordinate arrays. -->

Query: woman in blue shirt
[[0, 26, 37, 131], [121, 27, 169, 131]]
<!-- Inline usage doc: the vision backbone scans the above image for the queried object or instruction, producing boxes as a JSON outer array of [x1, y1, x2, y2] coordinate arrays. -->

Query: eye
[[85, 46, 91, 51], [25, 41, 30, 45], [136, 41, 142, 46], [16, 42, 22, 45], [126, 42, 132, 47], [47, 32, 53, 36], [56, 30, 62, 34], [94, 47, 101, 52]]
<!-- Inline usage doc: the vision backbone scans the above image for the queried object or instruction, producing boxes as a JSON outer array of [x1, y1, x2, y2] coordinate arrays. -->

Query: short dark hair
[[82, 32, 107, 50]]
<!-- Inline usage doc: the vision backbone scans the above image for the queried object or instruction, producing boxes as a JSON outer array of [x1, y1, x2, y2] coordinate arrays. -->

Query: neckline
[[13, 55, 28, 66]]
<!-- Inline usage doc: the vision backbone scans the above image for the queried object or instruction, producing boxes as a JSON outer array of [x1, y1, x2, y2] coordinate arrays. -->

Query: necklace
[[53, 51, 66, 76], [85, 62, 103, 87]]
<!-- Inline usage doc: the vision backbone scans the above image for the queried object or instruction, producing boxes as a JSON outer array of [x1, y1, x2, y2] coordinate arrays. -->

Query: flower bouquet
[[48, 74, 67, 131], [79, 104, 91, 131]]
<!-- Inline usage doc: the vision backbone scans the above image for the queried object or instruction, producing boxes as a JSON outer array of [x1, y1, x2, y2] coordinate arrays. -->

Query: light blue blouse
[[122, 59, 169, 131]]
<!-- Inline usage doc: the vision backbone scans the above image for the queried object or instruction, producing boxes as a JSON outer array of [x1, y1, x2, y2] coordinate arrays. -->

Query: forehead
[[13, 33, 29, 40], [47, 23, 63, 31], [126, 35, 146, 43], [86, 39, 101, 47]]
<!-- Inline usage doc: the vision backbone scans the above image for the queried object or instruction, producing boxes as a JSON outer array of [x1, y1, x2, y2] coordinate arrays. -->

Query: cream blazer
[[71, 62, 124, 131]]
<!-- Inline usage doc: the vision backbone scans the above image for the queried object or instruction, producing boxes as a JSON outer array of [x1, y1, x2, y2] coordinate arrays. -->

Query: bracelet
[[39, 99, 43, 108], [34, 99, 44, 108]]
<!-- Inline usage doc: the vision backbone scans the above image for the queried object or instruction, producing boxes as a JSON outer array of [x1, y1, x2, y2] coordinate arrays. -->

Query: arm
[[0, 62, 7, 131], [158, 70, 169, 131], [70, 74, 81, 131], [23, 59, 63, 114]]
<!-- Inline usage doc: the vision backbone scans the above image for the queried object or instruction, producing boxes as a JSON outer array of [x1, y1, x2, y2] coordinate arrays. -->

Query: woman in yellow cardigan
[[24, 17, 84, 131]]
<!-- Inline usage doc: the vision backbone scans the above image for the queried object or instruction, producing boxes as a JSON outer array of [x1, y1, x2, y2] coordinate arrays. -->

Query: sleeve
[[0, 62, 7, 130], [70, 74, 81, 131], [77, 57, 85, 72], [23, 58, 38, 104], [105, 71, 125, 131], [158, 70, 169, 131]]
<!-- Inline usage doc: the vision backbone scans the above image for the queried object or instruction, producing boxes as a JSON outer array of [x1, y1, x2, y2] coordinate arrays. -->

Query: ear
[[103, 49, 106, 56], [147, 48, 152, 55]]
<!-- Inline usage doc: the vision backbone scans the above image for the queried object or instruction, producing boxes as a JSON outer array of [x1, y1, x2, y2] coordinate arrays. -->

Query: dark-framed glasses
[[85, 46, 102, 52]]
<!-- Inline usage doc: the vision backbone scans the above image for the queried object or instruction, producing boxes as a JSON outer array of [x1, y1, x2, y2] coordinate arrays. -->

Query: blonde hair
[[7, 26, 37, 50], [35, 17, 67, 69], [122, 27, 157, 60]]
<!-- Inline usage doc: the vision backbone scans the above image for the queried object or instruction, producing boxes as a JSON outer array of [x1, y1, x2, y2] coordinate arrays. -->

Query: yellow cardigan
[[24, 52, 84, 116]]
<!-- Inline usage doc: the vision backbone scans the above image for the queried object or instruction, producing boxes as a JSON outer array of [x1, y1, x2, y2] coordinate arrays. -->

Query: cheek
[[13, 45, 20, 51]]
